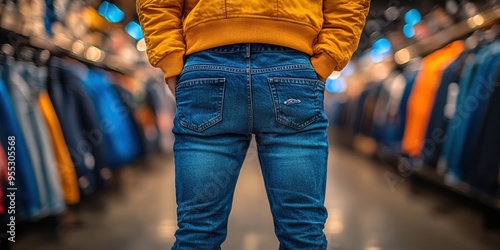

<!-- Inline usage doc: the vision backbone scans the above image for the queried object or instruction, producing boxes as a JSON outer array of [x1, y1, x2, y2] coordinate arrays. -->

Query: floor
[[10, 138, 500, 250]]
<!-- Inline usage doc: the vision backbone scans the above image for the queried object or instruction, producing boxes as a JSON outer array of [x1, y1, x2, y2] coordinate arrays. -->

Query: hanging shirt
[[462, 56, 500, 195], [452, 49, 500, 170], [7, 61, 65, 217], [371, 72, 407, 146], [39, 91, 80, 205], [443, 42, 500, 181], [352, 83, 382, 135], [421, 52, 468, 167], [439, 46, 491, 175], [446, 42, 500, 183], [82, 69, 143, 168], [0, 76, 41, 219], [397, 70, 419, 151], [47, 57, 111, 195], [402, 41, 465, 157]]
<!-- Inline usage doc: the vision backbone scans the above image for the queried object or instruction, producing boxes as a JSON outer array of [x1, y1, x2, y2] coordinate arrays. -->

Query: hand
[[166, 76, 178, 97]]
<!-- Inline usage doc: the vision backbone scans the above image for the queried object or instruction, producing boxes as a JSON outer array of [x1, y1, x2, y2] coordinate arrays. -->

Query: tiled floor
[[9, 140, 500, 250]]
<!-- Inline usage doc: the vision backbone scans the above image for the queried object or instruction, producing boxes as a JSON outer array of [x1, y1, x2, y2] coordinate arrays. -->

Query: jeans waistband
[[207, 43, 295, 53]]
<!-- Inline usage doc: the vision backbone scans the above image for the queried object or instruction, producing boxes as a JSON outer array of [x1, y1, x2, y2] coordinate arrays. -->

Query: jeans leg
[[255, 127, 328, 250], [172, 133, 250, 249], [171, 50, 251, 249], [250, 52, 329, 248]]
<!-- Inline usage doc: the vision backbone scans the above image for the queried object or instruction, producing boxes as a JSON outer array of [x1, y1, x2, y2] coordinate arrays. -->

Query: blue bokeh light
[[403, 24, 415, 38], [372, 38, 392, 54], [98, 1, 125, 23], [369, 38, 392, 63], [125, 21, 144, 40], [326, 77, 347, 93], [404, 9, 422, 26]]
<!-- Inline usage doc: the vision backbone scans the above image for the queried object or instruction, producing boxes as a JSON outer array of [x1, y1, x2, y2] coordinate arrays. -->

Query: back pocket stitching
[[177, 78, 226, 132], [268, 77, 323, 130]]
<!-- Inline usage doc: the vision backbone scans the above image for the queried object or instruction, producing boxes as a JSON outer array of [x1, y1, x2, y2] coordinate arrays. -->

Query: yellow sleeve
[[311, 0, 370, 81], [136, 0, 185, 79]]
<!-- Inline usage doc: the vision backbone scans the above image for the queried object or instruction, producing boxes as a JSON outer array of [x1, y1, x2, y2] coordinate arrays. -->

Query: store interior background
[[1, 0, 500, 249]]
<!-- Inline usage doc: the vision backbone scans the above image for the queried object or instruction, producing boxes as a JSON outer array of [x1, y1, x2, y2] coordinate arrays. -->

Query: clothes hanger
[[33, 49, 51, 66]]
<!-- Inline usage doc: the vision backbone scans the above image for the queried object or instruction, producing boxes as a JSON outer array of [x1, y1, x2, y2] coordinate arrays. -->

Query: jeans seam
[[182, 64, 313, 74], [183, 65, 247, 74], [251, 64, 312, 74], [268, 78, 280, 129], [247, 45, 254, 133]]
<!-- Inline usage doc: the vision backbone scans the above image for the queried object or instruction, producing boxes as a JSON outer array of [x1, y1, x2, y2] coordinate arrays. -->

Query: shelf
[[412, 164, 500, 210], [0, 24, 134, 75]]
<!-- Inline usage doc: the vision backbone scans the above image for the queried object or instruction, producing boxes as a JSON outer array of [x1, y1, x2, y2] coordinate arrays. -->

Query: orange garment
[[39, 91, 80, 204], [402, 41, 464, 157]]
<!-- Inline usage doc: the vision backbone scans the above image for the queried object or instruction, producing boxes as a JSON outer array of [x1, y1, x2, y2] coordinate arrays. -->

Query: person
[[136, 0, 370, 249]]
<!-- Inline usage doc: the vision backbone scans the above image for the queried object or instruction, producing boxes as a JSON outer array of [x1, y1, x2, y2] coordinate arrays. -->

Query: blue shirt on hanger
[[82, 69, 143, 168], [0, 77, 41, 219]]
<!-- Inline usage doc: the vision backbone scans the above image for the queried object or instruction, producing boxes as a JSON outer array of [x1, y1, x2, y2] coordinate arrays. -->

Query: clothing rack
[[396, 6, 500, 212], [394, 6, 500, 64], [344, 5, 500, 213]]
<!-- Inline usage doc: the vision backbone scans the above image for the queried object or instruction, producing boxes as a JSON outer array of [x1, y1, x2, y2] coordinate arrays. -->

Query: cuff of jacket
[[311, 52, 339, 82], [156, 51, 185, 81]]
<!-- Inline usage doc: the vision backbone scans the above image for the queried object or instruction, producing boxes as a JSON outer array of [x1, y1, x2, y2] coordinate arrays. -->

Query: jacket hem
[[185, 18, 318, 56]]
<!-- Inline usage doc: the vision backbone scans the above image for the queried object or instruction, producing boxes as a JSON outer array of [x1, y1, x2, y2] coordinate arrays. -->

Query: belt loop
[[245, 43, 251, 58]]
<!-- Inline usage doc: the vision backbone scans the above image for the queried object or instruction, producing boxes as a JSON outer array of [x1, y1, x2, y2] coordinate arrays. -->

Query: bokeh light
[[125, 21, 144, 40], [404, 9, 422, 26], [98, 1, 125, 23]]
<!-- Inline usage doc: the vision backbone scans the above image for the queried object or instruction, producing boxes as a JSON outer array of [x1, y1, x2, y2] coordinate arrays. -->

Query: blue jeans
[[172, 44, 329, 249]]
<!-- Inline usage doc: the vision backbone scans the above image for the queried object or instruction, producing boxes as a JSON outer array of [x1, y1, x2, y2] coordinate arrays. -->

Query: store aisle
[[12, 138, 500, 250]]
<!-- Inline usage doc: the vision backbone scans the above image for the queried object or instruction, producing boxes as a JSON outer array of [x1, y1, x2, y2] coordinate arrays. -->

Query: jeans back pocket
[[176, 78, 226, 132], [268, 77, 324, 130]]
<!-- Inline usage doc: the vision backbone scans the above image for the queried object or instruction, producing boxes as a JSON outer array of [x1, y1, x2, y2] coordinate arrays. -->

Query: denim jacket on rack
[[463, 56, 500, 195], [443, 42, 500, 181], [7, 60, 65, 217], [47, 57, 111, 195], [0, 68, 41, 219]]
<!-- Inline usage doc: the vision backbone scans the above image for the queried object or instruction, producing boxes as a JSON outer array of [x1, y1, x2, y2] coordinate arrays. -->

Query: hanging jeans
[[172, 44, 329, 250], [8, 61, 65, 218]]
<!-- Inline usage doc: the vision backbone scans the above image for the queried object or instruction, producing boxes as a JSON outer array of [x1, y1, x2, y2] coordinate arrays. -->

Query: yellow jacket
[[137, 0, 370, 81]]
